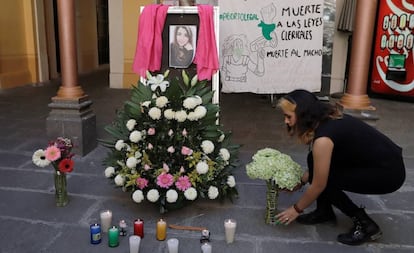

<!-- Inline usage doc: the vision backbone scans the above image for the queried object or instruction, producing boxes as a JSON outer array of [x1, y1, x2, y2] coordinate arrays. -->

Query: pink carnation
[[181, 146, 193, 156], [136, 177, 149, 189], [175, 176, 191, 191], [45, 146, 61, 161], [157, 173, 174, 188]]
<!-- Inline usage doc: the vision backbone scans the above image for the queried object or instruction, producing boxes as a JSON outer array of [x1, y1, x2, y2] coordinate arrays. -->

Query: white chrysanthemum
[[227, 175, 236, 187], [183, 97, 198, 110], [115, 140, 125, 151], [208, 186, 219, 199], [141, 101, 151, 107], [218, 134, 225, 142], [196, 161, 209, 174], [32, 149, 51, 167], [201, 140, 214, 154], [129, 130, 142, 143], [147, 189, 160, 202], [166, 189, 178, 203], [194, 106, 207, 119], [126, 119, 137, 131], [194, 95, 203, 105], [114, 174, 125, 186], [220, 148, 230, 161], [148, 107, 162, 120], [184, 187, 197, 201], [135, 151, 142, 159], [164, 109, 175, 120], [175, 110, 187, 122], [132, 190, 144, 203], [104, 166, 115, 178], [126, 157, 138, 168], [187, 111, 197, 121], [156, 96, 169, 108]]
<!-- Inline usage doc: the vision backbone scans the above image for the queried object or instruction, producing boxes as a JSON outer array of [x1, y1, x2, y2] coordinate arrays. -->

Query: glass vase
[[54, 171, 68, 207], [265, 180, 279, 225]]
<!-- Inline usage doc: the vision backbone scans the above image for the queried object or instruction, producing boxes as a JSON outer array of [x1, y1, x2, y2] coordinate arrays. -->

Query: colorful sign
[[370, 0, 414, 97]]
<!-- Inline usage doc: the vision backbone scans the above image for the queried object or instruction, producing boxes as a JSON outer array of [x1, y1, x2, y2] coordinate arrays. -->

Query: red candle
[[134, 219, 144, 238]]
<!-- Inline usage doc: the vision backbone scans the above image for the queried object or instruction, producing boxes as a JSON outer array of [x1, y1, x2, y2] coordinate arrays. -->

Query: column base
[[46, 95, 97, 156], [336, 93, 379, 127], [337, 93, 376, 110]]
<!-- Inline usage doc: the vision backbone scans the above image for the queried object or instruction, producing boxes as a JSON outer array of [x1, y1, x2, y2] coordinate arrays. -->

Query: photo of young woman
[[169, 25, 196, 68]]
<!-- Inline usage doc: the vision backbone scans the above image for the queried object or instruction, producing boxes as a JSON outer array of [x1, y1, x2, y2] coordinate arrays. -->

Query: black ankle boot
[[337, 208, 382, 245], [296, 208, 336, 225]]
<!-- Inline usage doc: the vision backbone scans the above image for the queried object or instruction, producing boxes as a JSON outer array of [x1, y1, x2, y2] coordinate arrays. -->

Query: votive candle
[[108, 226, 119, 247], [119, 219, 127, 236], [224, 218, 237, 244], [134, 219, 144, 238], [201, 242, 212, 253], [100, 210, 112, 233], [156, 218, 167, 241], [129, 235, 141, 253], [167, 238, 179, 253], [90, 223, 101, 244]]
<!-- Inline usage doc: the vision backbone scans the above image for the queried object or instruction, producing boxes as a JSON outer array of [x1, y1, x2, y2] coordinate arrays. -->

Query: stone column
[[338, 0, 378, 111], [46, 0, 97, 156]]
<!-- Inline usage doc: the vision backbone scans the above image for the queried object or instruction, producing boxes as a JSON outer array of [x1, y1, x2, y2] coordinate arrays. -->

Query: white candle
[[224, 219, 237, 244], [201, 242, 212, 253], [129, 235, 141, 253], [167, 238, 179, 253], [100, 210, 112, 233]]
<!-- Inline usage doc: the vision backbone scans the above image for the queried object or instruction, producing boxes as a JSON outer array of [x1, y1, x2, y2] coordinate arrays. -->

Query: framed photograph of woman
[[169, 25, 197, 68]]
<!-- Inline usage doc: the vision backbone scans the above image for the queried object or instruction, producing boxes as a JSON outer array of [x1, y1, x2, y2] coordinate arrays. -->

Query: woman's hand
[[275, 206, 300, 225]]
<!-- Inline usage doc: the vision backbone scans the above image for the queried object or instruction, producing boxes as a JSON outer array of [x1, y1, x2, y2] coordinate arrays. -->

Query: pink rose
[[167, 146, 175, 153], [147, 128, 156, 135], [182, 128, 188, 137], [181, 146, 193, 156], [147, 143, 153, 150]]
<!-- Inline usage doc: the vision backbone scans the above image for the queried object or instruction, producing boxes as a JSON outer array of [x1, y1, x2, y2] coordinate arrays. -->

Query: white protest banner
[[219, 0, 324, 94]]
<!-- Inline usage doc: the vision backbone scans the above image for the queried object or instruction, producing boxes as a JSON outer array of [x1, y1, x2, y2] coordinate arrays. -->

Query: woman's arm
[[276, 137, 333, 223]]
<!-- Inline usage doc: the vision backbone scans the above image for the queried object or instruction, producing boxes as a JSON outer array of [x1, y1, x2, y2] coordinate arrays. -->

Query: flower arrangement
[[246, 148, 303, 224], [246, 148, 303, 190], [32, 137, 75, 173], [32, 137, 74, 206], [101, 70, 239, 213]]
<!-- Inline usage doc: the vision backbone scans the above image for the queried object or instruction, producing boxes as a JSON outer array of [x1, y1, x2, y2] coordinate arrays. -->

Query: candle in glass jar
[[224, 218, 237, 244], [129, 235, 141, 253], [201, 242, 212, 253], [119, 219, 127, 236], [156, 218, 167, 241], [108, 226, 119, 247], [90, 223, 101, 244], [134, 219, 144, 238], [100, 210, 112, 233]]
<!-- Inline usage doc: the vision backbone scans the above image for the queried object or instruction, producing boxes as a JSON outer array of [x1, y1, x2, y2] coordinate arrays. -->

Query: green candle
[[108, 226, 119, 247]]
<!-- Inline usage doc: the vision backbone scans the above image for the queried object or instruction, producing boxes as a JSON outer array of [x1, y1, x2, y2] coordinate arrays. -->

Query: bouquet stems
[[54, 171, 68, 207], [265, 180, 279, 225]]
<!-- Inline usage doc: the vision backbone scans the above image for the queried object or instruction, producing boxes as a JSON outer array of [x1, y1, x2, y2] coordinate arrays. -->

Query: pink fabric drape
[[193, 5, 219, 80], [132, 4, 169, 77]]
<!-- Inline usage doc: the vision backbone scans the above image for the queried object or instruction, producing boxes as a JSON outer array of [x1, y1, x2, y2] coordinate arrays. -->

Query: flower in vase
[[32, 137, 75, 174]]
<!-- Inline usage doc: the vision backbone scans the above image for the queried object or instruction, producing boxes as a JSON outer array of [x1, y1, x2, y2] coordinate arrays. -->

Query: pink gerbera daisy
[[156, 173, 174, 188], [175, 176, 191, 191], [45, 145, 61, 161], [136, 177, 149, 189]]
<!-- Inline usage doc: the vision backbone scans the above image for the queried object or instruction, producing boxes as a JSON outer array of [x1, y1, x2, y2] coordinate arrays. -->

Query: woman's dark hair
[[281, 89, 341, 143]]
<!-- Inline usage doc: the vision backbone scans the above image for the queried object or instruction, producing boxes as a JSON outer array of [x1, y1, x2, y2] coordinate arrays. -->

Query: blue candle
[[90, 224, 101, 244], [108, 226, 119, 247]]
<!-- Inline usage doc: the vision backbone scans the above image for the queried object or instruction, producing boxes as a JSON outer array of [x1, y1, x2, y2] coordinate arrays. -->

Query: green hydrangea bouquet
[[246, 148, 303, 224], [100, 70, 239, 213]]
